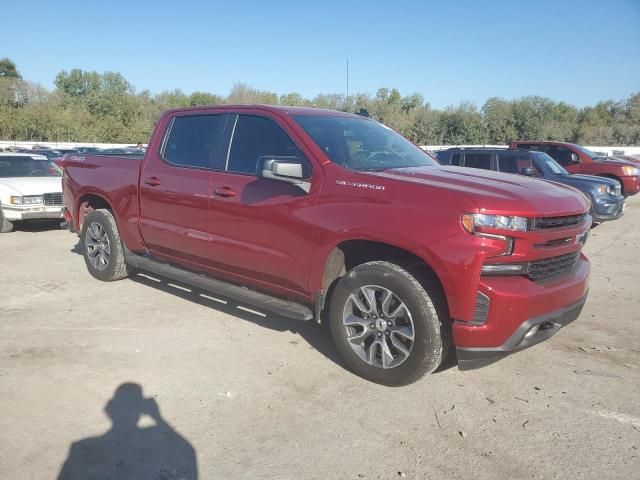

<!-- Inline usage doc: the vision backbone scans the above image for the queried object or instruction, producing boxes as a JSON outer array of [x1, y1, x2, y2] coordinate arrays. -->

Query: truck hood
[[594, 157, 636, 168], [0, 177, 62, 195], [368, 166, 589, 215], [561, 174, 619, 188]]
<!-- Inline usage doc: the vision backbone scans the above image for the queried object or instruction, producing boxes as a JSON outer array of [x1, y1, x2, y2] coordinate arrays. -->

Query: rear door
[[139, 113, 228, 268], [207, 112, 319, 296]]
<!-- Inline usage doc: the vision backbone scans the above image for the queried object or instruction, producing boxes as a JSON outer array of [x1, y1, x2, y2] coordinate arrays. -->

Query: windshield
[[572, 144, 602, 160], [533, 152, 569, 175], [0, 157, 62, 177], [293, 115, 437, 171]]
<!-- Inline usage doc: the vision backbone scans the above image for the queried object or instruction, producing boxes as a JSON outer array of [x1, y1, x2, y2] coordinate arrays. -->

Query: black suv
[[436, 148, 625, 224]]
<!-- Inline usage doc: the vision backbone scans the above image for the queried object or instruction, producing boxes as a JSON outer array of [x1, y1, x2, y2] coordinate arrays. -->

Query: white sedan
[[0, 153, 64, 233]]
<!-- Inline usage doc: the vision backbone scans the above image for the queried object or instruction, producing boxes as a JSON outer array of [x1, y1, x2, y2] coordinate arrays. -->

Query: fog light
[[524, 324, 540, 339]]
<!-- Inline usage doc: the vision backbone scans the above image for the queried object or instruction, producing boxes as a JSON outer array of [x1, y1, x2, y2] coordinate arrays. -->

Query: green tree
[[189, 91, 222, 106], [437, 102, 487, 144], [482, 97, 516, 144], [0, 58, 21, 79]]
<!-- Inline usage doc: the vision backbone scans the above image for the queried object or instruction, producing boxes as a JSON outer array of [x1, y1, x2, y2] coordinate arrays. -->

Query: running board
[[124, 251, 314, 322]]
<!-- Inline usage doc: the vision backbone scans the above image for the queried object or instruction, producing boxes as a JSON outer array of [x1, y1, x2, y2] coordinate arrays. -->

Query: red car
[[62, 106, 591, 385], [510, 141, 640, 196]]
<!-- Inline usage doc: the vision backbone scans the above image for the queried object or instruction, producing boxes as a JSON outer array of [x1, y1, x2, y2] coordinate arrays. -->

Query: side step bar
[[124, 251, 314, 322]]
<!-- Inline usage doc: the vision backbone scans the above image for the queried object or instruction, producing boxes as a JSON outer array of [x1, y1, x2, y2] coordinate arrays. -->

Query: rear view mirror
[[521, 167, 537, 176], [258, 156, 311, 193]]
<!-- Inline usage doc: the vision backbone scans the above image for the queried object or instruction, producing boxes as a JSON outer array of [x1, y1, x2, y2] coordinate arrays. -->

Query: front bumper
[[0, 205, 64, 221], [620, 175, 640, 196], [456, 294, 587, 370], [592, 194, 625, 223], [453, 254, 589, 369]]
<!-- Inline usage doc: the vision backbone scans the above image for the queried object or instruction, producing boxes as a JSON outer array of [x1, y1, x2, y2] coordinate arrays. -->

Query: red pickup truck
[[510, 141, 640, 196], [62, 106, 591, 385]]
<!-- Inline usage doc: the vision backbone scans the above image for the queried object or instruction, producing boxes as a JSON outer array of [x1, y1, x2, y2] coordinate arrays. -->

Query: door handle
[[213, 187, 237, 198], [144, 177, 161, 186]]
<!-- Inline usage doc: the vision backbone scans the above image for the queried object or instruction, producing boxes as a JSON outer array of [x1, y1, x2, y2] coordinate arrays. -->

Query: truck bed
[[62, 153, 146, 249]]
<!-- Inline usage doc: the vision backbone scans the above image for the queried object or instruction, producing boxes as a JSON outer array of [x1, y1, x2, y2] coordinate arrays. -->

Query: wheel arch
[[76, 192, 113, 233], [318, 239, 449, 321]]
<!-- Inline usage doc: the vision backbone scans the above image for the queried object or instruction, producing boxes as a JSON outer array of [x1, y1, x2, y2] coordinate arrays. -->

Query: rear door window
[[463, 153, 492, 170], [162, 114, 227, 169], [226, 115, 308, 175], [450, 153, 461, 166]]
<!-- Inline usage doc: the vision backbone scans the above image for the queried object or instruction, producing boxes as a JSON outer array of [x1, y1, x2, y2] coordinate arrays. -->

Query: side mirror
[[521, 167, 537, 176], [258, 156, 311, 193], [570, 152, 580, 163]]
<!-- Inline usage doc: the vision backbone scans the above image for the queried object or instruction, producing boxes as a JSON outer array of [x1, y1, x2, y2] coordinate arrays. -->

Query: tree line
[[1, 58, 639, 145]]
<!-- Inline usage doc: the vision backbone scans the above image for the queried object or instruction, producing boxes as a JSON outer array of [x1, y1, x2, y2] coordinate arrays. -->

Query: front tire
[[81, 209, 130, 281], [329, 261, 449, 386], [0, 208, 14, 233]]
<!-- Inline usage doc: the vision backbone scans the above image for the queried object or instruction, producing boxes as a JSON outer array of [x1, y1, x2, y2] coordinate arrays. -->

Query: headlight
[[606, 184, 617, 196], [10, 195, 43, 205], [622, 166, 639, 176], [462, 213, 528, 233], [23, 195, 44, 204]]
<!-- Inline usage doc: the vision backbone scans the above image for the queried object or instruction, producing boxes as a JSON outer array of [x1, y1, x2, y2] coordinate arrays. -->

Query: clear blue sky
[[2, 0, 639, 108]]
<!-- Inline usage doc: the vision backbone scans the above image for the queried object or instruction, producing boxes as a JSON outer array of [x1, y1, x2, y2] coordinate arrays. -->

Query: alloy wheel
[[342, 285, 415, 369]]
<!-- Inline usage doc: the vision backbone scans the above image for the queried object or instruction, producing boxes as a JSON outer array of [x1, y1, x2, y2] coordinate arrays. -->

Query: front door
[[207, 113, 319, 296]]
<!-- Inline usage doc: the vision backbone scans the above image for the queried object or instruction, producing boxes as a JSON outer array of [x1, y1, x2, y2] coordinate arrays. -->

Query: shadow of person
[[57, 383, 198, 480]]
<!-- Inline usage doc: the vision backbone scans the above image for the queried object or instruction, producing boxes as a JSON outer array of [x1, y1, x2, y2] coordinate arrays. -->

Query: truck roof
[[163, 104, 366, 119], [512, 140, 574, 146]]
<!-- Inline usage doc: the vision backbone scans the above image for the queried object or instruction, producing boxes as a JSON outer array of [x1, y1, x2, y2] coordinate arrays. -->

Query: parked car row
[[1, 145, 147, 161], [509, 141, 640, 196], [0, 144, 147, 232], [435, 146, 627, 225]]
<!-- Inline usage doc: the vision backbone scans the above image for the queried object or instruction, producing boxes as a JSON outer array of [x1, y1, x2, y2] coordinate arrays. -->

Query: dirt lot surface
[[1, 198, 639, 480]]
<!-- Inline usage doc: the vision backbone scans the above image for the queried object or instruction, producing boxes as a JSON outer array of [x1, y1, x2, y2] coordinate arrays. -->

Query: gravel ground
[[1, 197, 639, 480]]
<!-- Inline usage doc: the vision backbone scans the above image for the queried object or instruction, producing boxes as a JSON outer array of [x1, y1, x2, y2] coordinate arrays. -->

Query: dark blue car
[[436, 148, 625, 224]]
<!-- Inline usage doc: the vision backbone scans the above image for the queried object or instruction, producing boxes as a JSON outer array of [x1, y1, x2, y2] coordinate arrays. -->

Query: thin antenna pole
[[346, 58, 349, 104]]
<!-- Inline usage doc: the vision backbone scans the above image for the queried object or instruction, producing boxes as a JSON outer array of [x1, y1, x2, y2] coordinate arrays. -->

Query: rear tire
[[81, 209, 130, 281], [0, 208, 14, 233], [329, 261, 449, 386]]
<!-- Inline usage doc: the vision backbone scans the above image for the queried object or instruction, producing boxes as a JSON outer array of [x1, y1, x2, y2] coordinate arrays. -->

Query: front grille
[[532, 213, 586, 230], [536, 237, 573, 248], [527, 251, 580, 281], [43, 192, 62, 206]]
